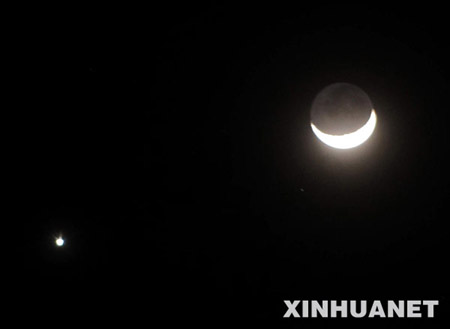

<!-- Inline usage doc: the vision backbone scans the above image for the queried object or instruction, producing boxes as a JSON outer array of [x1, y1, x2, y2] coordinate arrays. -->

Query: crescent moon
[[311, 109, 377, 149]]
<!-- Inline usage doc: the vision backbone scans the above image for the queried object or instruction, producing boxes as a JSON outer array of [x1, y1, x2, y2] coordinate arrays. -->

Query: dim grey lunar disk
[[310, 83, 377, 149]]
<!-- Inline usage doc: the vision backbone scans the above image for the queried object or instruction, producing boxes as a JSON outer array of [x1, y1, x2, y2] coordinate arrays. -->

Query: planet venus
[[56, 237, 64, 247]]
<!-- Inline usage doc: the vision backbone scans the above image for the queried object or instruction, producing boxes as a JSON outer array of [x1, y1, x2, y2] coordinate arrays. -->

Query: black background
[[11, 3, 450, 327]]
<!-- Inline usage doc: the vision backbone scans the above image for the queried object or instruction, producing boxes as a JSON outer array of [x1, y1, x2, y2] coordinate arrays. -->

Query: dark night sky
[[10, 3, 450, 327]]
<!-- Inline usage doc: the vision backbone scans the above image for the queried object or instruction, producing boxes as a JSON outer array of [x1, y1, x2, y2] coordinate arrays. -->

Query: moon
[[310, 83, 377, 149]]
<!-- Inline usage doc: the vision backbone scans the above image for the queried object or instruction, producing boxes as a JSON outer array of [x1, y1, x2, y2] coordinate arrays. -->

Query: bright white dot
[[56, 237, 64, 247]]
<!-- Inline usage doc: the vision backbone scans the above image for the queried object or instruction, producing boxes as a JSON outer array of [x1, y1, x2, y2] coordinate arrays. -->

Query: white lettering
[[387, 300, 404, 317], [368, 301, 386, 318], [422, 300, 438, 318], [283, 300, 300, 318], [350, 300, 367, 318], [311, 300, 328, 318], [330, 300, 347, 318], [407, 301, 422, 318]]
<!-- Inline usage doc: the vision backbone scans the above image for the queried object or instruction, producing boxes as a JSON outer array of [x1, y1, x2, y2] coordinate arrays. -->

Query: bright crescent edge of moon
[[311, 109, 377, 149]]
